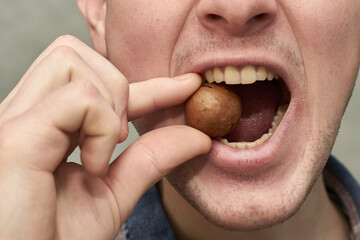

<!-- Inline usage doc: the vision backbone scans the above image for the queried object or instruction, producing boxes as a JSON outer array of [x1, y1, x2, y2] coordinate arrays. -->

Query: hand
[[0, 35, 211, 240]]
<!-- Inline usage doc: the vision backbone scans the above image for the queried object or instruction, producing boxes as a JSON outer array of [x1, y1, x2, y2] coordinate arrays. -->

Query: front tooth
[[267, 70, 274, 80], [224, 66, 241, 84], [205, 70, 215, 83], [257, 66, 267, 81], [214, 67, 224, 83], [236, 142, 247, 149], [241, 65, 257, 84], [245, 141, 257, 148]]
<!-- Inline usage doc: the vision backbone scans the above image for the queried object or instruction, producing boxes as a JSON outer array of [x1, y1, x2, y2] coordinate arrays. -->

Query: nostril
[[246, 13, 272, 29], [254, 13, 268, 21], [207, 13, 226, 23]]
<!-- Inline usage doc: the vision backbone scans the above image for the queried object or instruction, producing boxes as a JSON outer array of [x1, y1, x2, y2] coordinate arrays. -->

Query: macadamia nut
[[185, 83, 242, 137]]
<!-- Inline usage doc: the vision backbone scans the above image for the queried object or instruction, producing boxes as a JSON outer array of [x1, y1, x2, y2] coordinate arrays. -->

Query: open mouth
[[201, 65, 291, 149]]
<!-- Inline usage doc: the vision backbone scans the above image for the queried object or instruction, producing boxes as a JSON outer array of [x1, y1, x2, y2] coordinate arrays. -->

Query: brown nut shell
[[185, 83, 242, 137]]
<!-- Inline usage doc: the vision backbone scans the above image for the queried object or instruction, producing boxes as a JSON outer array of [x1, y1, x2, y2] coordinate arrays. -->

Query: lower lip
[[208, 108, 290, 174]]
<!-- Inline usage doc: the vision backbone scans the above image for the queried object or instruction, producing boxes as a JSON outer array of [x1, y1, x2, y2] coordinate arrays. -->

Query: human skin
[[1, 0, 358, 239], [79, 0, 360, 239], [0, 36, 211, 239]]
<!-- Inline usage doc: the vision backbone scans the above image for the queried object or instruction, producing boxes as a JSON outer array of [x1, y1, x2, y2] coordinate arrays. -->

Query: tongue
[[224, 81, 281, 142]]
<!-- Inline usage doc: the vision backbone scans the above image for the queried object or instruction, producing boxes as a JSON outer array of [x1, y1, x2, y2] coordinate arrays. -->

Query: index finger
[[127, 73, 202, 120]]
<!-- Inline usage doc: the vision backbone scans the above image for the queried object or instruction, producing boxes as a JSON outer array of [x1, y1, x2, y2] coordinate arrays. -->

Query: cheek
[[285, 1, 360, 121], [105, 1, 193, 83], [287, 1, 360, 56]]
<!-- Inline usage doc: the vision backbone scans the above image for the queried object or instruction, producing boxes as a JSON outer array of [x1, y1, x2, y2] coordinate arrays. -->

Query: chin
[[166, 166, 314, 232]]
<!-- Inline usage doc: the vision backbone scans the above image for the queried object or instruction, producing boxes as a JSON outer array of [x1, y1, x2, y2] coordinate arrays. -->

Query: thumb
[[105, 125, 211, 221]]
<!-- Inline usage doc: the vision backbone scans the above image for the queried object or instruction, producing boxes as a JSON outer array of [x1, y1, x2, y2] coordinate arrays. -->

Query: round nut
[[185, 83, 242, 137]]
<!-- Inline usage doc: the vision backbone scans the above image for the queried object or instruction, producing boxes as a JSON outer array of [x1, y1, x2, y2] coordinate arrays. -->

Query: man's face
[[104, 0, 360, 230]]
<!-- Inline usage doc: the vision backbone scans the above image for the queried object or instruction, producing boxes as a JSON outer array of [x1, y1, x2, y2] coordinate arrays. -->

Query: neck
[[158, 174, 349, 240]]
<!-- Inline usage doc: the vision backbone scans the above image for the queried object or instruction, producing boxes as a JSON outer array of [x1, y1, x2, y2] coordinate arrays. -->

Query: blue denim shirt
[[124, 185, 176, 240], [123, 155, 360, 239]]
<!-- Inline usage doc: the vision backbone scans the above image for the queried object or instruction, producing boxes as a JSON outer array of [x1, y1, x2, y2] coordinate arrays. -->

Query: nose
[[197, 0, 278, 36]]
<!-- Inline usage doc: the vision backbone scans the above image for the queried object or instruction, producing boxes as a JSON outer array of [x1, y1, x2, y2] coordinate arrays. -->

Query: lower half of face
[[108, 0, 360, 231], [131, 39, 359, 230]]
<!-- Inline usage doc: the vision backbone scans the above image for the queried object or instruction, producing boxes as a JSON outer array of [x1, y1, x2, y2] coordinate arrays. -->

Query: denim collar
[[325, 155, 360, 239]]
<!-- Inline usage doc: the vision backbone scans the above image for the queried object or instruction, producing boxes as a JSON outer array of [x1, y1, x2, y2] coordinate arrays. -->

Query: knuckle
[[103, 66, 128, 94], [52, 35, 82, 47], [69, 79, 101, 100], [110, 75, 127, 93], [49, 45, 80, 63], [47, 46, 83, 80], [49, 35, 85, 68], [117, 77, 129, 93]]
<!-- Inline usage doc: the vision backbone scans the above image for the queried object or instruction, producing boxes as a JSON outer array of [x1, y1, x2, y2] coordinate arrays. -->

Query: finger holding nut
[[185, 83, 242, 138]]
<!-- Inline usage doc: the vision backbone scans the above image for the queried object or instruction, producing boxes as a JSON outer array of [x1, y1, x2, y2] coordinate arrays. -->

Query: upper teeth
[[204, 65, 279, 85]]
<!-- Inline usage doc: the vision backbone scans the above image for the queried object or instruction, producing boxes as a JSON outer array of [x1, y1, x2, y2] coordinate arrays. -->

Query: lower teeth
[[220, 104, 288, 149]]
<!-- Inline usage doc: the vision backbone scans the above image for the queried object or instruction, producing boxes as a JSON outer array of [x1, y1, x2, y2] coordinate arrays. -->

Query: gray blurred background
[[1, 1, 359, 181]]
